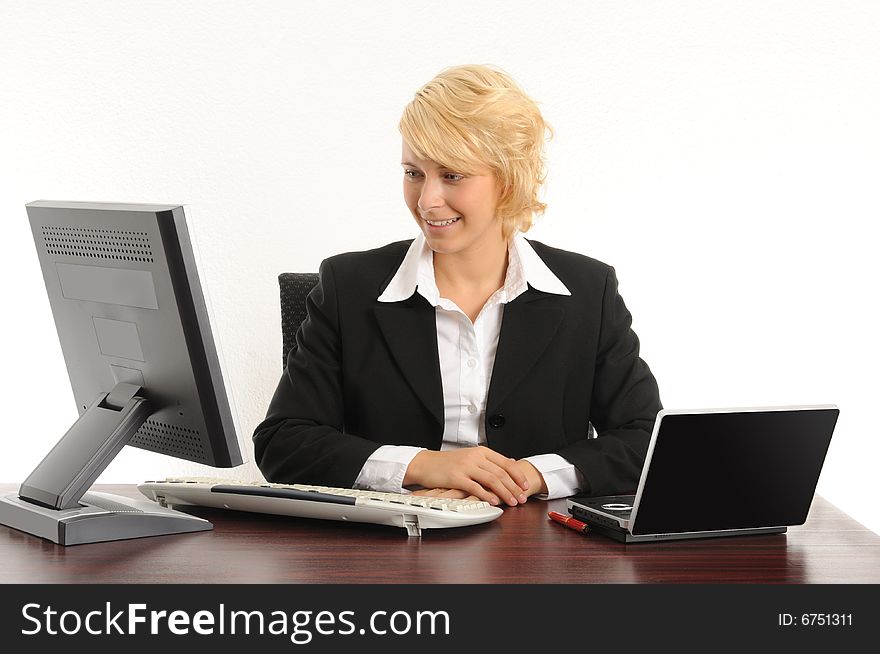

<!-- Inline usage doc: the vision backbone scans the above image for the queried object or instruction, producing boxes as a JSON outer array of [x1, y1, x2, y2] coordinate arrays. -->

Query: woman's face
[[401, 141, 504, 256]]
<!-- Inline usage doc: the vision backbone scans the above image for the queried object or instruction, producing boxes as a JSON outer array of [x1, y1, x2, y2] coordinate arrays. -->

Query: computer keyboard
[[137, 477, 503, 537]]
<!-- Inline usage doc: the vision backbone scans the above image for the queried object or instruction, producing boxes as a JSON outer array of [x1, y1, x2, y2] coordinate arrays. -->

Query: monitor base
[[0, 490, 212, 546]]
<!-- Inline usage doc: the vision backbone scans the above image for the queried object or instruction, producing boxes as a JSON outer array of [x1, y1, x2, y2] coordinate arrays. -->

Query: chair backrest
[[279, 272, 319, 368]]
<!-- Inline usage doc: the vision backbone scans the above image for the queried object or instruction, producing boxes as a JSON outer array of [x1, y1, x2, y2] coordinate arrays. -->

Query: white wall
[[1, 1, 877, 533]]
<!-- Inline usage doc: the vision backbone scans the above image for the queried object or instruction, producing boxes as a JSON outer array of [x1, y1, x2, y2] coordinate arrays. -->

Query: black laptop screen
[[630, 408, 838, 536]]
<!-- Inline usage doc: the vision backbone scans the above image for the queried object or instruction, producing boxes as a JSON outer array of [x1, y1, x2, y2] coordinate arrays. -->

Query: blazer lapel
[[374, 295, 444, 426], [488, 288, 565, 411]]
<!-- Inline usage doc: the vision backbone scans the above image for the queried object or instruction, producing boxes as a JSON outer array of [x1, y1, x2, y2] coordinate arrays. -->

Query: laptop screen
[[630, 408, 838, 535]]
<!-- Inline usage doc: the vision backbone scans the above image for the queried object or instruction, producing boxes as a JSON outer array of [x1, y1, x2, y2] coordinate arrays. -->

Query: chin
[[423, 239, 459, 255]]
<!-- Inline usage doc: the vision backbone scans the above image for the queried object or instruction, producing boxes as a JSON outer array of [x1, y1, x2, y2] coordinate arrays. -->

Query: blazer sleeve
[[556, 266, 662, 496], [252, 258, 381, 487]]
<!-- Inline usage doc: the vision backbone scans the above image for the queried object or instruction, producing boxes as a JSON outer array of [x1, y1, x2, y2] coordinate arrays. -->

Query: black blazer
[[253, 239, 662, 496]]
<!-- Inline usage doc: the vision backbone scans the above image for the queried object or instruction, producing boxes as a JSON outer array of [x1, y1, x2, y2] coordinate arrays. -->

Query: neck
[[432, 234, 510, 294]]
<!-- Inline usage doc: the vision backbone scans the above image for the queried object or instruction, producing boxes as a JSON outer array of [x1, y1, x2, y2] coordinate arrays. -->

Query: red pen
[[548, 510, 590, 535]]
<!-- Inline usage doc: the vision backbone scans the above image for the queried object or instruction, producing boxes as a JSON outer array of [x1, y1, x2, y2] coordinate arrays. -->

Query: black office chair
[[277, 271, 595, 439], [278, 272, 319, 368]]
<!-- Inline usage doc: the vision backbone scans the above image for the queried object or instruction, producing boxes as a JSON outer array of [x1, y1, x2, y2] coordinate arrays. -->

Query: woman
[[254, 64, 661, 507]]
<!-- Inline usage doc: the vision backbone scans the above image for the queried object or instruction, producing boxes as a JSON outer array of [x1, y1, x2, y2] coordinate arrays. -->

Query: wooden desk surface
[[1, 485, 878, 584]]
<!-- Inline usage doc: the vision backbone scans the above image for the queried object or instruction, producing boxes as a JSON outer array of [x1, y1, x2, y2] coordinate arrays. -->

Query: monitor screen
[[0, 201, 243, 545]]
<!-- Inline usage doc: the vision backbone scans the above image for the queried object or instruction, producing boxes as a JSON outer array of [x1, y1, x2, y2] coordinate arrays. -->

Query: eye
[[403, 169, 421, 180], [444, 173, 464, 182]]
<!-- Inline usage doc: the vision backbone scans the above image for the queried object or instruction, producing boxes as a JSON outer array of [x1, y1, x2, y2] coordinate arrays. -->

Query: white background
[[1, 1, 877, 534]]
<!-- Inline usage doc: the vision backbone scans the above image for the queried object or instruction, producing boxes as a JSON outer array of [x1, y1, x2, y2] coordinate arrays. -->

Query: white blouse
[[353, 233, 585, 500]]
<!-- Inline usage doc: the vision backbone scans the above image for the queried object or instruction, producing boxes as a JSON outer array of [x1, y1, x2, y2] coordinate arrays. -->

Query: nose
[[417, 175, 446, 216]]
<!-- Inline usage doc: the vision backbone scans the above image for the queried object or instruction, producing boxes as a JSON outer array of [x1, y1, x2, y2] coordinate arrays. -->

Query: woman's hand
[[411, 488, 479, 500], [404, 446, 531, 506], [511, 459, 549, 497]]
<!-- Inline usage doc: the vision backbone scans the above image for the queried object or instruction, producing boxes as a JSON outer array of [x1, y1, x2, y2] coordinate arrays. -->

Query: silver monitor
[[0, 201, 243, 545]]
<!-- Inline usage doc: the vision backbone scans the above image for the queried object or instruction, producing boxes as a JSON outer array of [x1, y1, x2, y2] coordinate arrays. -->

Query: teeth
[[426, 217, 460, 227]]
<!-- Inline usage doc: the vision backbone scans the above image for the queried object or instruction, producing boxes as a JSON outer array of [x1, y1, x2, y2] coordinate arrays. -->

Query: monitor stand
[[0, 382, 211, 545]]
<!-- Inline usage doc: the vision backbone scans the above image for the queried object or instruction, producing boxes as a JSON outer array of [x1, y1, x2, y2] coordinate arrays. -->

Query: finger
[[485, 451, 530, 491], [479, 461, 527, 504], [415, 488, 450, 497], [471, 469, 520, 506], [460, 479, 501, 506], [436, 489, 470, 499]]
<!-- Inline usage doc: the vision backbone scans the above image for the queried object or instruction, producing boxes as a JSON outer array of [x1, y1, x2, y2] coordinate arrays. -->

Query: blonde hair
[[399, 64, 553, 240]]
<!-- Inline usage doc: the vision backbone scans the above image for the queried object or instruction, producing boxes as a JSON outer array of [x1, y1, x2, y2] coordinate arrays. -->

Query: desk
[[1, 485, 878, 583]]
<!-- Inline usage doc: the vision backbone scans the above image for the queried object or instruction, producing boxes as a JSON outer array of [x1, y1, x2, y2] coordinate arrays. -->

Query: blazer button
[[488, 414, 506, 428]]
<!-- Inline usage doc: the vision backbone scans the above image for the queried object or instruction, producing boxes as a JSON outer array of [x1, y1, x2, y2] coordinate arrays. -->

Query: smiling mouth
[[424, 216, 461, 227]]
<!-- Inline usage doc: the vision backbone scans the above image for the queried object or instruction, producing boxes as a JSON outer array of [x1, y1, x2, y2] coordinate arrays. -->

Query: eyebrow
[[401, 161, 457, 170]]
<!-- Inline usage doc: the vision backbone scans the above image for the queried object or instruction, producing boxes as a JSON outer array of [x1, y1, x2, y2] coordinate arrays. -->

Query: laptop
[[566, 405, 839, 543]]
